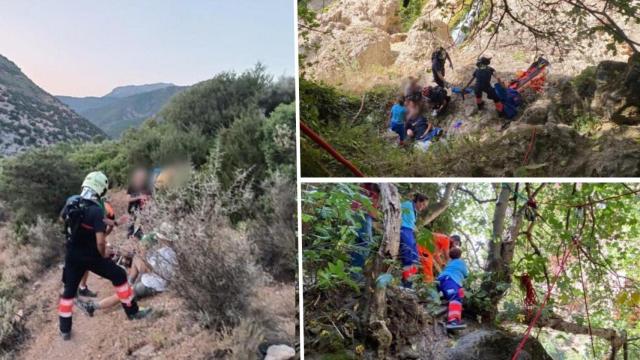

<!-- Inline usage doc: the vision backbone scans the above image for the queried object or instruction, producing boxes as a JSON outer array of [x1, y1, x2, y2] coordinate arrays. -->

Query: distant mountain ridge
[[58, 83, 188, 137], [0, 54, 105, 157], [104, 83, 175, 98]]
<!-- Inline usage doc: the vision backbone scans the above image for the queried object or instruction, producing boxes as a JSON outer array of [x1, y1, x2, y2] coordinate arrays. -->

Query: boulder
[[445, 329, 552, 360], [591, 54, 640, 125], [311, 23, 395, 78], [265, 344, 296, 360], [520, 99, 550, 125], [318, 0, 400, 33]]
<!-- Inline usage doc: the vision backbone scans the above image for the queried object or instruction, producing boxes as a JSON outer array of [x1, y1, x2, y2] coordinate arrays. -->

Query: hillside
[[298, 0, 640, 177], [58, 84, 188, 137], [0, 54, 105, 156]]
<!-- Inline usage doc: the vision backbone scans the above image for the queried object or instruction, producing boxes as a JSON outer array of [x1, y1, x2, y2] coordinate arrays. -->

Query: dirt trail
[[14, 190, 296, 359]]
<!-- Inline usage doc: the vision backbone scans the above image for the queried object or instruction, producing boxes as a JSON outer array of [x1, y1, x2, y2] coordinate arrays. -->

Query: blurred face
[[416, 199, 429, 212], [132, 169, 148, 188]]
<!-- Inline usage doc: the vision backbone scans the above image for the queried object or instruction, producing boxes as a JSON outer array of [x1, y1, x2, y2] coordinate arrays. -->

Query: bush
[[0, 148, 82, 227], [261, 103, 296, 178], [572, 66, 597, 99], [162, 64, 272, 137], [248, 173, 297, 282], [2, 218, 64, 284], [140, 159, 260, 329], [0, 293, 23, 357]]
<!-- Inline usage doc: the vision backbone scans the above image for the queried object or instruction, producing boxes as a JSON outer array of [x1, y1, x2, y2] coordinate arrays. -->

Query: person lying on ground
[[399, 194, 429, 289], [464, 55, 505, 116], [423, 85, 451, 117], [388, 95, 407, 145], [58, 172, 150, 341], [404, 76, 422, 102], [127, 168, 152, 240], [431, 46, 453, 88], [77, 230, 176, 317], [437, 247, 468, 328], [406, 114, 430, 141]]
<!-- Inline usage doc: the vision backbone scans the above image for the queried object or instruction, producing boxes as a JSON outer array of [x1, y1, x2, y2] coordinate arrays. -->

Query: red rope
[[300, 120, 366, 177], [520, 274, 538, 318], [511, 239, 576, 360], [523, 128, 537, 165]]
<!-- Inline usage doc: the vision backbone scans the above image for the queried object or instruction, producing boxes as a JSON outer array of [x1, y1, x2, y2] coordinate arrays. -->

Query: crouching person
[[78, 230, 176, 316], [437, 247, 468, 329]]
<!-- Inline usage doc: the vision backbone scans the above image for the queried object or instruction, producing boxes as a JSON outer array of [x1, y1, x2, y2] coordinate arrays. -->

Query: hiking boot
[[77, 299, 95, 317], [61, 332, 71, 341], [446, 320, 467, 330], [78, 286, 98, 298], [128, 307, 153, 320]]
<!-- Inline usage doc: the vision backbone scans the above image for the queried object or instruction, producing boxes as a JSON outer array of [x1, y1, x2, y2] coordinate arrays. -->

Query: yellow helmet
[[82, 171, 109, 197]]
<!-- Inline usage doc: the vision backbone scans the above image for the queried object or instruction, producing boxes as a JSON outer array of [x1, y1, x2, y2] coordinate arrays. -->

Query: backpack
[[60, 196, 94, 244]]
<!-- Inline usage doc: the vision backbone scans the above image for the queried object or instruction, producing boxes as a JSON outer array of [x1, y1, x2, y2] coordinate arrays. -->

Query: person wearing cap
[[431, 46, 453, 88], [77, 225, 176, 316], [58, 171, 150, 340], [464, 55, 505, 115]]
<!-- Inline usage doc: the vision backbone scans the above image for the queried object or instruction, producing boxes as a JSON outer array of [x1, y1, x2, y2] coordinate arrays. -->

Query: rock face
[[592, 54, 640, 125], [445, 329, 552, 360], [301, 0, 452, 83], [0, 54, 105, 156]]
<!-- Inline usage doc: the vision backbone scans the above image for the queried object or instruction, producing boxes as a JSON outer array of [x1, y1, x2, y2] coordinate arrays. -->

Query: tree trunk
[[507, 311, 627, 359], [479, 184, 527, 319], [421, 183, 456, 226], [364, 183, 401, 359]]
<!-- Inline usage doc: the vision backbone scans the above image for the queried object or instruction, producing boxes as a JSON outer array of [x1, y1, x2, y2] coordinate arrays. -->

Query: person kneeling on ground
[[437, 247, 468, 328], [423, 85, 451, 117], [405, 99, 428, 141], [388, 95, 407, 145], [78, 230, 176, 316], [404, 76, 422, 102]]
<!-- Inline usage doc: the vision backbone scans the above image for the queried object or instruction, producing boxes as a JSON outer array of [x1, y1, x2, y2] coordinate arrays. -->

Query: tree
[[302, 183, 640, 359], [445, 0, 640, 55]]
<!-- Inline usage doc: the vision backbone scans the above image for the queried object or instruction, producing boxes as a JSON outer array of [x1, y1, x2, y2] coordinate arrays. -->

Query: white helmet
[[81, 171, 109, 197]]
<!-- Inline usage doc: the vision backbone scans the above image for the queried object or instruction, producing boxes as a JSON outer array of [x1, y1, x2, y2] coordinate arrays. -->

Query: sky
[[0, 0, 295, 97]]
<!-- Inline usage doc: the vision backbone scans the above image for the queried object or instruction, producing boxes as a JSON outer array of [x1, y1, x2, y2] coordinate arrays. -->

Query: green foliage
[[218, 109, 267, 188], [572, 66, 597, 99], [303, 183, 640, 358], [302, 183, 375, 290], [261, 102, 296, 177], [0, 148, 82, 228], [398, 0, 425, 32], [162, 64, 272, 137]]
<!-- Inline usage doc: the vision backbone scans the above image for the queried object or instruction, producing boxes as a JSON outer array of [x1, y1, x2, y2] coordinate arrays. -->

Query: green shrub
[[162, 64, 272, 137], [398, 0, 425, 32], [572, 66, 597, 99], [0, 148, 82, 228], [261, 102, 296, 177]]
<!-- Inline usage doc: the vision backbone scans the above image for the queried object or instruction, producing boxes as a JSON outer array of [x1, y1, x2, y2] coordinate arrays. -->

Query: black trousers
[[475, 83, 500, 102], [433, 69, 445, 87], [59, 253, 139, 333]]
